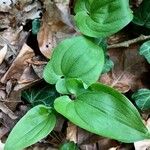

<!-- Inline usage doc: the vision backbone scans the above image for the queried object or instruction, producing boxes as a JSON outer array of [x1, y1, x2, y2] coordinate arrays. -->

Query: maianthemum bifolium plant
[[4, 0, 150, 150]]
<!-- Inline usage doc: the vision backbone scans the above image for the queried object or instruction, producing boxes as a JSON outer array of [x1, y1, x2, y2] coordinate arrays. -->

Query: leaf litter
[[0, 0, 150, 149]]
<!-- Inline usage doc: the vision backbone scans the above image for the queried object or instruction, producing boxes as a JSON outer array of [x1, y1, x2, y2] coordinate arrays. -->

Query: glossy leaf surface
[[43, 36, 104, 94], [74, 0, 133, 37], [59, 141, 79, 150], [54, 81, 150, 143], [133, 0, 150, 28], [139, 40, 150, 63], [5, 105, 56, 150], [132, 89, 150, 111], [22, 82, 59, 107]]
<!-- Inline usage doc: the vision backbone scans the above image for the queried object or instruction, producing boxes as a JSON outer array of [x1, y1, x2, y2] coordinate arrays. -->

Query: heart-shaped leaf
[[5, 105, 56, 150], [133, 0, 150, 28], [139, 40, 150, 63], [54, 80, 150, 143], [74, 0, 133, 37], [132, 89, 150, 111], [22, 82, 60, 107], [43, 36, 104, 94]]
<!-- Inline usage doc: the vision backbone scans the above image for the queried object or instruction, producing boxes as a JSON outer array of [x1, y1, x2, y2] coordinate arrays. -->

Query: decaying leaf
[[0, 102, 17, 119], [54, 0, 73, 27], [18, 65, 39, 84], [0, 44, 7, 65], [100, 45, 148, 93], [1, 43, 34, 83], [66, 122, 77, 143], [37, 0, 75, 58]]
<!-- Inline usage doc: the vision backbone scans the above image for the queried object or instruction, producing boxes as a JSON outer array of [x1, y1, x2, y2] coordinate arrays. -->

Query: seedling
[[5, 0, 150, 150]]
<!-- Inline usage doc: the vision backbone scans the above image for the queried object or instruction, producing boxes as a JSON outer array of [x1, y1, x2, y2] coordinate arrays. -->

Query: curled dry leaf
[[37, 1, 75, 58], [0, 44, 7, 65], [1, 43, 35, 83]]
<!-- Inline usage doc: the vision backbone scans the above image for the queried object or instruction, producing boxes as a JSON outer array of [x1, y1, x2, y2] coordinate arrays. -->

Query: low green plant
[[4, 0, 150, 150]]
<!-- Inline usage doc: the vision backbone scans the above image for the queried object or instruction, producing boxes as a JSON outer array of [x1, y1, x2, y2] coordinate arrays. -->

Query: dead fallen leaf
[[0, 126, 9, 140], [1, 43, 35, 83], [0, 102, 17, 119], [18, 65, 39, 84], [0, 45, 7, 65], [100, 45, 148, 93], [54, 0, 73, 27], [37, 1, 75, 58], [66, 122, 77, 143]]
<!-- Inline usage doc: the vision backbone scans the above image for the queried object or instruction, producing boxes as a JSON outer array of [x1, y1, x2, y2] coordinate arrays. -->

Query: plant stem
[[108, 35, 150, 49]]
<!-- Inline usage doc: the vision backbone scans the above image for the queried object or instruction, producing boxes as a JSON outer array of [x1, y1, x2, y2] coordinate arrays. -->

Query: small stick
[[108, 35, 150, 49]]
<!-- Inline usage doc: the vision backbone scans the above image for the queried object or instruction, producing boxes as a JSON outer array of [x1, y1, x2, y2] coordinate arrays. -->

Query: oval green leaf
[[132, 89, 150, 111], [43, 36, 104, 93], [5, 105, 56, 150], [74, 0, 133, 37], [133, 0, 150, 28], [139, 40, 150, 63], [54, 81, 150, 143]]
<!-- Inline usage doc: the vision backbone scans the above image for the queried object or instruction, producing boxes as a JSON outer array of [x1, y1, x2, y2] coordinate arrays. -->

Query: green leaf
[[139, 40, 150, 63], [22, 82, 60, 107], [133, 0, 150, 28], [102, 56, 114, 74], [43, 36, 104, 94], [132, 89, 150, 111], [59, 141, 79, 150], [74, 0, 133, 37], [54, 81, 150, 143], [5, 105, 56, 150], [32, 19, 41, 35]]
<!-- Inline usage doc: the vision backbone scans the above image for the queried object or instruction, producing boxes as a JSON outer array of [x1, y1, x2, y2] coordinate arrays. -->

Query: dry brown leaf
[[0, 126, 9, 139], [0, 45, 7, 65], [1, 27, 29, 55], [0, 0, 42, 29], [18, 65, 39, 84], [66, 122, 77, 143], [1, 43, 35, 83], [26, 144, 58, 150], [54, 0, 73, 27], [0, 102, 17, 119], [100, 45, 148, 93], [37, 1, 75, 58]]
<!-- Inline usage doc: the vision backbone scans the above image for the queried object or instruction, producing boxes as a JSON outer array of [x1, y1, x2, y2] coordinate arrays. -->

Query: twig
[[108, 35, 150, 49]]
